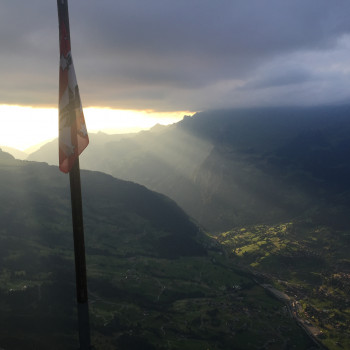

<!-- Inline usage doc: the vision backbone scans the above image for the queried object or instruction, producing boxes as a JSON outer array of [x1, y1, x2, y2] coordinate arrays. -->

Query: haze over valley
[[2, 1, 350, 349], [26, 105, 350, 232]]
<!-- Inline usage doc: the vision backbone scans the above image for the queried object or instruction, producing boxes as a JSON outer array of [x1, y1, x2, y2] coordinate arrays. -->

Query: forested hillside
[[0, 150, 314, 349]]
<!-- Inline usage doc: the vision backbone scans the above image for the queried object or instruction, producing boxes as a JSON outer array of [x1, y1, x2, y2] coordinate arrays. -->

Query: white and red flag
[[58, 0, 88, 173]]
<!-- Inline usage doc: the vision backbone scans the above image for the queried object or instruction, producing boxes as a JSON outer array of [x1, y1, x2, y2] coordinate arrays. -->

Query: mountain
[[0, 146, 28, 160], [0, 150, 314, 350], [28, 105, 350, 232], [27, 131, 136, 166], [0, 149, 204, 261], [20, 104, 350, 349]]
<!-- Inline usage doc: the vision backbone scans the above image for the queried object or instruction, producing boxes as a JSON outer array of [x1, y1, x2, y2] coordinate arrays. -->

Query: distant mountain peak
[[0, 149, 15, 160]]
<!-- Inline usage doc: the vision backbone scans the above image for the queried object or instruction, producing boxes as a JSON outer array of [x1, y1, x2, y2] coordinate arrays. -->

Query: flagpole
[[57, 0, 92, 348], [69, 158, 92, 350]]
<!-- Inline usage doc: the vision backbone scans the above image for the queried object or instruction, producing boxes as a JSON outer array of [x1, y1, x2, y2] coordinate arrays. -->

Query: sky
[[2, 1, 350, 149]]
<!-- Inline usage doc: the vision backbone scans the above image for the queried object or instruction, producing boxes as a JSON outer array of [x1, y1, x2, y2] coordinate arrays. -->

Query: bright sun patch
[[84, 108, 190, 134], [0, 105, 57, 151], [0, 105, 193, 151]]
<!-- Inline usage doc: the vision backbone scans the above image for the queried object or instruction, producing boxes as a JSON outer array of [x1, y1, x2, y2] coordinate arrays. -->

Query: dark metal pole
[[69, 158, 91, 349], [57, 1, 92, 348]]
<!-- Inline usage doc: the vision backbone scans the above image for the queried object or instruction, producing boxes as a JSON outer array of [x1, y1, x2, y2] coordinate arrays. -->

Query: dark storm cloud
[[1, 0, 350, 110], [242, 67, 315, 90]]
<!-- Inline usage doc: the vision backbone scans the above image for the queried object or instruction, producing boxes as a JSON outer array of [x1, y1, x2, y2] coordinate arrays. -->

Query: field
[[214, 220, 350, 350]]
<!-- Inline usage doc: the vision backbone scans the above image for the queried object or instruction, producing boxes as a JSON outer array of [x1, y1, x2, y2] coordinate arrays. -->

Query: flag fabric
[[58, 0, 88, 173]]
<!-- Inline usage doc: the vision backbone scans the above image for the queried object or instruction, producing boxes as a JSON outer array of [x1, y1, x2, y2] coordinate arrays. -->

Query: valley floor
[[214, 220, 350, 350]]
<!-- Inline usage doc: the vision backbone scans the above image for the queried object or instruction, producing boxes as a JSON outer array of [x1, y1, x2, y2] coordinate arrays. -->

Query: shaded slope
[[0, 151, 315, 350], [0, 150, 203, 260]]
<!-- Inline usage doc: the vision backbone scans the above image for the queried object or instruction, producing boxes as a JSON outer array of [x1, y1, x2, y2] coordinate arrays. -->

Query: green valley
[[0, 151, 314, 349], [215, 219, 350, 349]]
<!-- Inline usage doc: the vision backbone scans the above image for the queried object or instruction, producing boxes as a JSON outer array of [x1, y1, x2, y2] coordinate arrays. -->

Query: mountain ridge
[[27, 105, 350, 232]]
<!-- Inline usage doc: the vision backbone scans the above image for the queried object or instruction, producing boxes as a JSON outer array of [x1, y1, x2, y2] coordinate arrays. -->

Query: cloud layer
[[1, 0, 350, 111]]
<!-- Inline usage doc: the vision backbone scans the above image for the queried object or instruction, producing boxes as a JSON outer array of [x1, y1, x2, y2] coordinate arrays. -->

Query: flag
[[58, 0, 88, 173]]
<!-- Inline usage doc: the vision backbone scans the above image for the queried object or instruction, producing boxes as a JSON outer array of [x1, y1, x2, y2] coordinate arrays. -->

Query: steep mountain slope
[[0, 149, 204, 261], [0, 151, 314, 350], [27, 105, 350, 232]]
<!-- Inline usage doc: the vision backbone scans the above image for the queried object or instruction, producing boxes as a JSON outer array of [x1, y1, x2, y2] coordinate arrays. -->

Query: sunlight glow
[[0, 105, 57, 151], [84, 108, 190, 134], [0, 105, 193, 151]]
